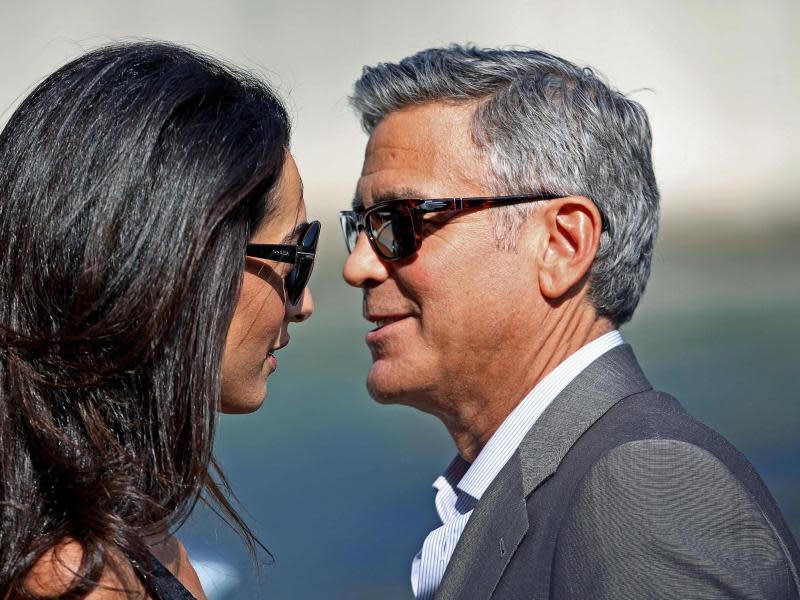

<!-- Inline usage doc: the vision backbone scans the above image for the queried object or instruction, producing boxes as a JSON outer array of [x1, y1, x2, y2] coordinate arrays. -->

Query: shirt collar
[[453, 330, 624, 500], [434, 455, 470, 493]]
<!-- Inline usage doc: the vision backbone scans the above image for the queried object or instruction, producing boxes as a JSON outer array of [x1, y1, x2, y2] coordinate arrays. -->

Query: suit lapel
[[435, 344, 652, 599], [435, 452, 528, 600]]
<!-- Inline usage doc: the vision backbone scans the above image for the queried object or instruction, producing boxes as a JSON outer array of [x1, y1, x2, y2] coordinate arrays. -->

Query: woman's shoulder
[[23, 536, 206, 599], [24, 538, 147, 598], [146, 534, 207, 600]]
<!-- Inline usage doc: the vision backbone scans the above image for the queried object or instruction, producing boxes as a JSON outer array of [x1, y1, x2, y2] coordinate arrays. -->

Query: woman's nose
[[287, 286, 314, 322]]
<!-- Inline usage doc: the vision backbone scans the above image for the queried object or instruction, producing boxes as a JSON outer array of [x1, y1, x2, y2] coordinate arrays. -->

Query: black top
[[135, 552, 198, 600]]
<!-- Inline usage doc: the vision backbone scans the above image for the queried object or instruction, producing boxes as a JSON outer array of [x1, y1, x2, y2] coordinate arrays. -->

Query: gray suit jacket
[[435, 345, 800, 599]]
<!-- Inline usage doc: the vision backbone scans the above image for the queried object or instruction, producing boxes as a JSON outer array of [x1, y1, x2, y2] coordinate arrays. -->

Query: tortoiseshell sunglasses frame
[[339, 193, 584, 261]]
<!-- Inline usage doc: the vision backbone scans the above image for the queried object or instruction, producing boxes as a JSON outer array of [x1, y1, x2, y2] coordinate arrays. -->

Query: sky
[[1, 0, 798, 228]]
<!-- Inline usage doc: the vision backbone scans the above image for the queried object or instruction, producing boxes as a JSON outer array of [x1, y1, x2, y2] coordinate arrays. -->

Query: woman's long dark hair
[[0, 42, 290, 597]]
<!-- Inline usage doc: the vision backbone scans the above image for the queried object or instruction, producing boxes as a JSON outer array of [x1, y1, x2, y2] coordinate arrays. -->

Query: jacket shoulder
[[551, 435, 799, 599]]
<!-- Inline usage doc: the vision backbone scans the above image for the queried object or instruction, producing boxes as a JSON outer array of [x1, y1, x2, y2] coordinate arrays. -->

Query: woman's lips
[[265, 339, 288, 375], [266, 352, 277, 373]]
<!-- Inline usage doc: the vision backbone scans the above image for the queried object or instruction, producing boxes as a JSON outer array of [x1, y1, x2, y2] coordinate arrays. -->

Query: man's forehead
[[355, 161, 438, 209], [355, 102, 486, 207], [362, 143, 425, 175], [365, 101, 474, 152]]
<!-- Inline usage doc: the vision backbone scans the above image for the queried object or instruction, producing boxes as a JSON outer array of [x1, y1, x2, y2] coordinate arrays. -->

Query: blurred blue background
[[1, 1, 797, 598]]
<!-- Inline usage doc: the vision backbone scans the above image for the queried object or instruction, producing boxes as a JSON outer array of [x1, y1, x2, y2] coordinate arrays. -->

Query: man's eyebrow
[[352, 186, 427, 209]]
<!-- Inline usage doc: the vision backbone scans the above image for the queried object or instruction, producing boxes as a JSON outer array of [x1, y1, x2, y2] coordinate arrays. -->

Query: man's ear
[[535, 196, 603, 300]]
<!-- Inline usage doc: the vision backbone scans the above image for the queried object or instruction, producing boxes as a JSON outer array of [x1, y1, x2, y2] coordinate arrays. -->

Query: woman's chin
[[219, 382, 267, 414]]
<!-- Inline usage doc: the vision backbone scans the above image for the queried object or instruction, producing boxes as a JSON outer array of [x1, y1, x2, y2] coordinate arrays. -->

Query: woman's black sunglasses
[[339, 194, 571, 262], [246, 220, 321, 305]]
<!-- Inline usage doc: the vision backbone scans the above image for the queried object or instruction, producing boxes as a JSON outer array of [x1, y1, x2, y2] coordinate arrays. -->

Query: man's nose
[[342, 231, 390, 288]]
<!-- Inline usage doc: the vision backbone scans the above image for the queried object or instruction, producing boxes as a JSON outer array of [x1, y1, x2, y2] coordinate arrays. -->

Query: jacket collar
[[518, 344, 652, 496]]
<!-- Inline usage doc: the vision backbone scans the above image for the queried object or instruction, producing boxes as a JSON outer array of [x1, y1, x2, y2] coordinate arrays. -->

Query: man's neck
[[444, 312, 613, 463]]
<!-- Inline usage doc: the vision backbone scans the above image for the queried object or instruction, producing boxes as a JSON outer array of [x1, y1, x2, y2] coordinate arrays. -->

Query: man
[[339, 46, 800, 599]]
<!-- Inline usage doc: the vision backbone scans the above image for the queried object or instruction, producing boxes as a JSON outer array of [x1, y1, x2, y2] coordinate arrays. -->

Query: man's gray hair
[[350, 45, 659, 325]]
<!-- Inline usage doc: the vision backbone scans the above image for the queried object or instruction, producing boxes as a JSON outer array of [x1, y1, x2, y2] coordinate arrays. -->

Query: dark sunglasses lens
[[285, 260, 308, 304], [301, 221, 321, 251], [367, 204, 416, 259], [286, 222, 320, 304]]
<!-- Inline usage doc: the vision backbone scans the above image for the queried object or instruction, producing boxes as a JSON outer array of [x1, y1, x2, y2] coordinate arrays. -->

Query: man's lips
[[364, 313, 413, 330], [365, 315, 410, 330], [364, 314, 414, 346]]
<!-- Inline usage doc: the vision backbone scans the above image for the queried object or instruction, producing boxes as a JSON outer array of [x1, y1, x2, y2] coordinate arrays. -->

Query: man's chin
[[366, 375, 406, 405], [365, 360, 409, 403], [365, 361, 435, 409]]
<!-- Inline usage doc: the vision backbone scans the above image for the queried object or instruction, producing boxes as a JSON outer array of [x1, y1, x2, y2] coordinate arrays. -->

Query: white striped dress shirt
[[410, 331, 624, 599]]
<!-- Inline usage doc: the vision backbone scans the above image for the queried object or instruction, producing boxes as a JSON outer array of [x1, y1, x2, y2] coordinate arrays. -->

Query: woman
[[0, 42, 317, 598]]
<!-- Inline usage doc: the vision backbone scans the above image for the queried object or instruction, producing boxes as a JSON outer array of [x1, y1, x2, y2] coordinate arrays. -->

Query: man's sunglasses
[[246, 220, 321, 305], [339, 194, 568, 262]]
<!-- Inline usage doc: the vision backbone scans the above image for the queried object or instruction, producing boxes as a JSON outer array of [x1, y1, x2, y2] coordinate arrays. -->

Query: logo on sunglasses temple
[[419, 200, 450, 210]]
